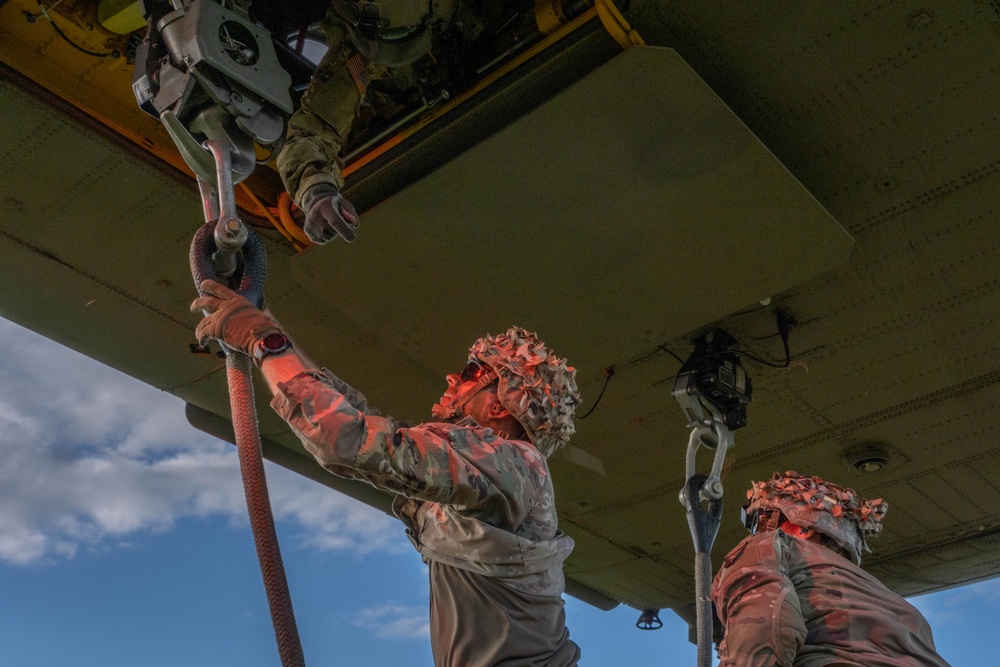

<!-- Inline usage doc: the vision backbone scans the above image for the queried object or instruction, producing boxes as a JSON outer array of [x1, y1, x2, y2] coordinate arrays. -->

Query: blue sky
[[0, 316, 994, 666]]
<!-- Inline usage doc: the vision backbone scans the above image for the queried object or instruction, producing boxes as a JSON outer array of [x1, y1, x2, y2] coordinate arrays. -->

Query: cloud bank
[[910, 576, 1000, 626], [352, 602, 431, 640], [0, 318, 399, 566]]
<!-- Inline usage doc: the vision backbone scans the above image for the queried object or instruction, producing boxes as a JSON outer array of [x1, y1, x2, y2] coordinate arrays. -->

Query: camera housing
[[672, 329, 752, 431]]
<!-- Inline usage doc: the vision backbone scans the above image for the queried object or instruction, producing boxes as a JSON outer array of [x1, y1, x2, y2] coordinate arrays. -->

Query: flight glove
[[190, 279, 282, 356], [300, 184, 359, 244]]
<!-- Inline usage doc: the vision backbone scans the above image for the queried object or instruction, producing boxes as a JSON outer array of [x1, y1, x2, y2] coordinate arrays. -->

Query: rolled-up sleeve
[[270, 370, 542, 520]]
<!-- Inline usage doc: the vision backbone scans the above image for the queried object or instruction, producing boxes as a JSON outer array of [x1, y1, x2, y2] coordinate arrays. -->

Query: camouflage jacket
[[712, 529, 952, 667], [269, 368, 575, 596]]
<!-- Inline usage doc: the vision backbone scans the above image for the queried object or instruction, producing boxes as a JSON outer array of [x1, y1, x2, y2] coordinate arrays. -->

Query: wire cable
[[577, 366, 615, 419], [718, 308, 795, 369], [657, 344, 686, 366], [732, 348, 789, 369], [34, 2, 119, 59], [239, 184, 304, 250]]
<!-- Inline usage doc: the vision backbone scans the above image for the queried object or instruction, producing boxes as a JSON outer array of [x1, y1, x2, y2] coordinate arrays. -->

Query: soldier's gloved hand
[[300, 184, 359, 244], [190, 279, 282, 356]]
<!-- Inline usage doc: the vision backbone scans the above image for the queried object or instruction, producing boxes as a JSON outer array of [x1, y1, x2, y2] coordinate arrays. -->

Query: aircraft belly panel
[[0, 77, 434, 490], [3, 0, 1000, 620], [292, 46, 854, 377]]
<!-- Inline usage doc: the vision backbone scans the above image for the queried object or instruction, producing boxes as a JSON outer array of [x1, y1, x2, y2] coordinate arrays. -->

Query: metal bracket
[[680, 473, 724, 555], [193, 139, 249, 280], [635, 609, 663, 630], [163, 110, 217, 184], [681, 420, 734, 502]]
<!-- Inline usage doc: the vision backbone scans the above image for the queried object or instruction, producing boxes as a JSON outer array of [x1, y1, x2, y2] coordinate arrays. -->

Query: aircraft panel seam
[[583, 370, 1000, 517], [851, 158, 1000, 234], [0, 228, 192, 330]]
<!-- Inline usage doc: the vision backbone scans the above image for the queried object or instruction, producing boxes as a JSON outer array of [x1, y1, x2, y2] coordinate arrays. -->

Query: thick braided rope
[[228, 353, 305, 667]]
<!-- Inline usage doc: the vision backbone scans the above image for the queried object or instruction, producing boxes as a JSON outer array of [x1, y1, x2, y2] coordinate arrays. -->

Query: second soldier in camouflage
[[712, 471, 952, 667]]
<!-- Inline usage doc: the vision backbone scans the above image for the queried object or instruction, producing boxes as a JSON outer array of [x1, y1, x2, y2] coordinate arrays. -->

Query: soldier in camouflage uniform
[[277, 0, 456, 244], [191, 279, 583, 666], [712, 471, 952, 667]]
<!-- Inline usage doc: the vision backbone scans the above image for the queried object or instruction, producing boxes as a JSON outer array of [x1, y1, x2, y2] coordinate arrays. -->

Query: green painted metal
[[3, 0, 1000, 621]]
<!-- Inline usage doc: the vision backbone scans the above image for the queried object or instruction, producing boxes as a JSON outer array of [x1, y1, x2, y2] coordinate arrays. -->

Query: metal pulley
[[681, 473, 724, 556]]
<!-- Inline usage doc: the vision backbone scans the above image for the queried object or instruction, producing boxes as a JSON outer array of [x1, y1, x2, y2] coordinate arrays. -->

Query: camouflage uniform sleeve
[[270, 370, 540, 522], [315, 367, 380, 416], [711, 533, 806, 667], [275, 12, 384, 203], [276, 25, 356, 203]]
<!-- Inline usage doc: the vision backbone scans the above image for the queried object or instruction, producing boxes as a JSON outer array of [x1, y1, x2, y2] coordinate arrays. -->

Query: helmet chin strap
[[779, 519, 816, 540], [430, 371, 498, 421]]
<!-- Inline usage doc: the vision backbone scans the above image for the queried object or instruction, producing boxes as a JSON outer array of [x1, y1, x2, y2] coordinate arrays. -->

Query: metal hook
[[190, 140, 266, 310], [682, 420, 733, 504], [680, 474, 724, 555]]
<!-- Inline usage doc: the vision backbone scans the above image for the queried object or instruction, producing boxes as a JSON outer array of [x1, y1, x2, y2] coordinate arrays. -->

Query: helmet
[[743, 471, 888, 564], [431, 327, 580, 456], [330, 0, 457, 67]]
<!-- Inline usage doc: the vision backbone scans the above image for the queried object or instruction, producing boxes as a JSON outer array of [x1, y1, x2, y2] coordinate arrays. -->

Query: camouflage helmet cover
[[468, 327, 581, 457], [744, 471, 888, 564]]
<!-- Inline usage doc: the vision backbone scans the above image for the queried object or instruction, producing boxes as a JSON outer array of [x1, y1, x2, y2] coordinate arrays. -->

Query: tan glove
[[301, 184, 359, 244], [190, 279, 282, 356]]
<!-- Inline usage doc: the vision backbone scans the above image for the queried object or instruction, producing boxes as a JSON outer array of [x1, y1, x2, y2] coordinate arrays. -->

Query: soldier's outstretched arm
[[711, 536, 807, 667], [190, 280, 375, 415], [276, 19, 361, 204], [191, 281, 539, 516], [261, 352, 377, 416], [276, 14, 379, 245], [269, 368, 543, 522]]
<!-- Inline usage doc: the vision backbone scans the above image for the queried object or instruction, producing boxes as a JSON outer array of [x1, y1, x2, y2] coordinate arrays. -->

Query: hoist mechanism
[[673, 328, 751, 500], [132, 2, 304, 665], [132, 0, 293, 186], [672, 329, 751, 667]]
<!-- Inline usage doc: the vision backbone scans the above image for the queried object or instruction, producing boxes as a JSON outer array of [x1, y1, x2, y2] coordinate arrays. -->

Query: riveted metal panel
[[294, 46, 853, 379]]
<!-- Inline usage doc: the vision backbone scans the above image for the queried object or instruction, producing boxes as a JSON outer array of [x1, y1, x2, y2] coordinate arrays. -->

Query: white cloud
[[352, 602, 430, 640], [0, 318, 400, 566], [264, 464, 404, 556], [910, 577, 1000, 626]]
